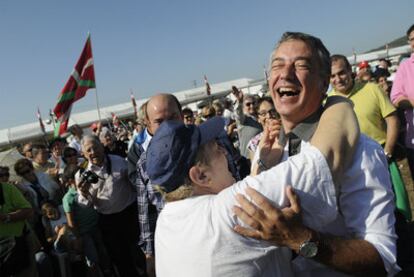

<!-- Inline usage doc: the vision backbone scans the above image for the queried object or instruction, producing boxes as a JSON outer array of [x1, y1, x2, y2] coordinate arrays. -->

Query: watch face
[[299, 241, 318, 258]]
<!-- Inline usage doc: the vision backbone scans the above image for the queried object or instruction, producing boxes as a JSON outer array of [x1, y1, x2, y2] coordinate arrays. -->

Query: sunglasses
[[184, 115, 194, 120], [245, 102, 255, 107]]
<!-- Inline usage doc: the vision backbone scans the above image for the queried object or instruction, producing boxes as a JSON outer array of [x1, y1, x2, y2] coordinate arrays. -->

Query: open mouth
[[277, 87, 300, 97]]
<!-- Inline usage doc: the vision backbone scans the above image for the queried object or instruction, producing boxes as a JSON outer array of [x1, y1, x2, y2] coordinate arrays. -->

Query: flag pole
[[88, 32, 102, 122]]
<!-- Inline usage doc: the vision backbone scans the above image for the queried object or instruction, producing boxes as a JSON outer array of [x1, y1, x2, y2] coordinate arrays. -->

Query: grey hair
[[80, 134, 102, 149], [268, 32, 331, 81], [99, 127, 113, 140]]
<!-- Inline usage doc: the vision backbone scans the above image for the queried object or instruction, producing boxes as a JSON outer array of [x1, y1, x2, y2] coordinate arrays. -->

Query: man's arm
[[136, 163, 155, 256], [390, 63, 410, 108], [384, 112, 400, 156], [233, 187, 387, 277]]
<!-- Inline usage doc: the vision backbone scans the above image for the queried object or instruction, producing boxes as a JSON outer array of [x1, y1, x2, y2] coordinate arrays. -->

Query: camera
[[80, 170, 100, 184]]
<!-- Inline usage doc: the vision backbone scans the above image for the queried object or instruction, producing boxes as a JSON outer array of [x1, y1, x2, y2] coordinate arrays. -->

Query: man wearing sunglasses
[[231, 86, 262, 160]]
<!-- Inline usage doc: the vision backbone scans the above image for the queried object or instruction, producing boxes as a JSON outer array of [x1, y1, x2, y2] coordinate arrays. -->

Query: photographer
[[76, 135, 146, 277]]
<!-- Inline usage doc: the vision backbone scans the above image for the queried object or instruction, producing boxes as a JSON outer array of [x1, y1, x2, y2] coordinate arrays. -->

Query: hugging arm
[[234, 99, 390, 276]]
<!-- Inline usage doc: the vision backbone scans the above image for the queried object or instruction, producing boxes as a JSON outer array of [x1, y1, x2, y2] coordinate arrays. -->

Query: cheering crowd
[[2, 24, 414, 277]]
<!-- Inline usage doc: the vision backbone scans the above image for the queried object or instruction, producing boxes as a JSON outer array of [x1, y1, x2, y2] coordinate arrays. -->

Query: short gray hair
[[269, 32, 331, 81], [81, 134, 102, 149]]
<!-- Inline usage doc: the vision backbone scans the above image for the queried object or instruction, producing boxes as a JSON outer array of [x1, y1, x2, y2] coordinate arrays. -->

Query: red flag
[[36, 107, 46, 134], [53, 34, 96, 136], [204, 75, 211, 96]]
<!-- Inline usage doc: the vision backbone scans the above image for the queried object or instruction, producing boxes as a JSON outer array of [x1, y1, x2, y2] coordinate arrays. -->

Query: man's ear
[[188, 165, 209, 188]]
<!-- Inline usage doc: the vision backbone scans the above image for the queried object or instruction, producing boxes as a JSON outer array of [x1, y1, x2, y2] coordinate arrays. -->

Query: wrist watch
[[298, 239, 319, 258]]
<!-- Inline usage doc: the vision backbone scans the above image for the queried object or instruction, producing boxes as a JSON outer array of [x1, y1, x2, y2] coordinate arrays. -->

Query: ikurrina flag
[[53, 34, 95, 137]]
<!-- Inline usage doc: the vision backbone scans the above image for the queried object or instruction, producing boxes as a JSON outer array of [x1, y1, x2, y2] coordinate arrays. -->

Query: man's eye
[[272, 63, 284, 70], [295, 63, 310, 70]]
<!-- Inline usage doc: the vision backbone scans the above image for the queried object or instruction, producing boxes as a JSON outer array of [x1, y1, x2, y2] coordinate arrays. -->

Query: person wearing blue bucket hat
[[147, 98, 360, 276]]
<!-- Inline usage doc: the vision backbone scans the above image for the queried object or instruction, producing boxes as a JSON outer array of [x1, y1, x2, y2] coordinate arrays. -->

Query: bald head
[[146, 93, 182, 135]]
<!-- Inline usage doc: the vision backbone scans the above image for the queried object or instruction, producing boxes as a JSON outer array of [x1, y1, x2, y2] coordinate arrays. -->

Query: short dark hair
[[61, 164, 80, 184], [182, 108, 194, 116], [407, 24, 414, 37], [31, 144, 47, 157], [14, 159, 34, 175], [257, 96, 274, 110], [330, 54, 352, 71]]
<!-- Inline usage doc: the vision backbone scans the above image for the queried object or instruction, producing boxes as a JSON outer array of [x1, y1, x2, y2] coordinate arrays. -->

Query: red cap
[[90, 122, 98, 131], [358, 61, 370, 69]]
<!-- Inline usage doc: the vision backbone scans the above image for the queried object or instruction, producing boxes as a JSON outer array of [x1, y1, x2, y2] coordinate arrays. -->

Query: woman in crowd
[[247, 96, 279, 162], [145, 98, 359, 276]]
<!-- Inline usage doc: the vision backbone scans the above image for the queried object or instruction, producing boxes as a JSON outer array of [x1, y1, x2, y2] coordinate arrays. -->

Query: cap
[[146, 117, 225, 193], [358, 61, 370, 70]]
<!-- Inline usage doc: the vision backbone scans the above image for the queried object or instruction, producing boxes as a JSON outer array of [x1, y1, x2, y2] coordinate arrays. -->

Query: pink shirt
[[391, 53, 414, 148]]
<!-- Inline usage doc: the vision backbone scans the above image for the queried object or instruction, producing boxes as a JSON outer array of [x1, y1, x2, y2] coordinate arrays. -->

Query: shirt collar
[[142, 128, 152, 151], [279, 107, 323, 145]]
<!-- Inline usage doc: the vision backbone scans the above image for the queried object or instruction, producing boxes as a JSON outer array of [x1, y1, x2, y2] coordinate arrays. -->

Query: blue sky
[[0, 0, 413, 129]]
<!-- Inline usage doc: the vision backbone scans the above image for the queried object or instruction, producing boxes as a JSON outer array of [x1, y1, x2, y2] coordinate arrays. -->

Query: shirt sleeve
[[9, 184, 32, 210], [338, 137, 399, 275], [62, 192, 74, 213], [390, 62, 407, 104], [136, 158, 155, 256], [372, 84, 396, 118]]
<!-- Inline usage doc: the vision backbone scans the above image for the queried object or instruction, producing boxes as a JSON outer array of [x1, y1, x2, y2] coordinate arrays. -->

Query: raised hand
[[258, 118, 283, 169]]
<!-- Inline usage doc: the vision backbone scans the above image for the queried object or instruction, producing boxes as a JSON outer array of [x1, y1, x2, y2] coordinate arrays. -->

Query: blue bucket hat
[[146, 117, 225, 193]]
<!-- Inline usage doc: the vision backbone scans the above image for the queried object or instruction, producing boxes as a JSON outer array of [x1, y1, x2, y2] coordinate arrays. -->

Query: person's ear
[[188, 165, 209, 188]]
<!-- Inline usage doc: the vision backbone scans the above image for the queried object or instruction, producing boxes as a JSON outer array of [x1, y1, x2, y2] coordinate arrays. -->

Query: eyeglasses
[[245, 102, 255, 107], [258, 109, 278, 118]]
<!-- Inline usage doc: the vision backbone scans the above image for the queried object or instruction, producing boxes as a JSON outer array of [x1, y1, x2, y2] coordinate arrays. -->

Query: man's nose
[[279, 64, 296, 80]]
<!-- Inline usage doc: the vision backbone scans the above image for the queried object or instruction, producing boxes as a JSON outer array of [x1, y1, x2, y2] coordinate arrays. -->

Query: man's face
[[34, 148, 49, 165], [330, 60, 354, 94], [51, 141, 65, 157], [409, 30, 414, 51], [243, 97, 256, 116], [183, 113, 195, 125], [146, 97, 182, 135], [82, 140, 105, 166], [269, 39, 325, 126], [22, 144, 33, 159]]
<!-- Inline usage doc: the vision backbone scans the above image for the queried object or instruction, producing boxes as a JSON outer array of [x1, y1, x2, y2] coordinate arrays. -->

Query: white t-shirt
[[155, 146, 337, 277]]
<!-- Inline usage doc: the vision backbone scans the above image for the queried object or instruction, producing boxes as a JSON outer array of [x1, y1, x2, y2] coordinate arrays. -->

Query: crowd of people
[[1, 24, 414, 277]]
